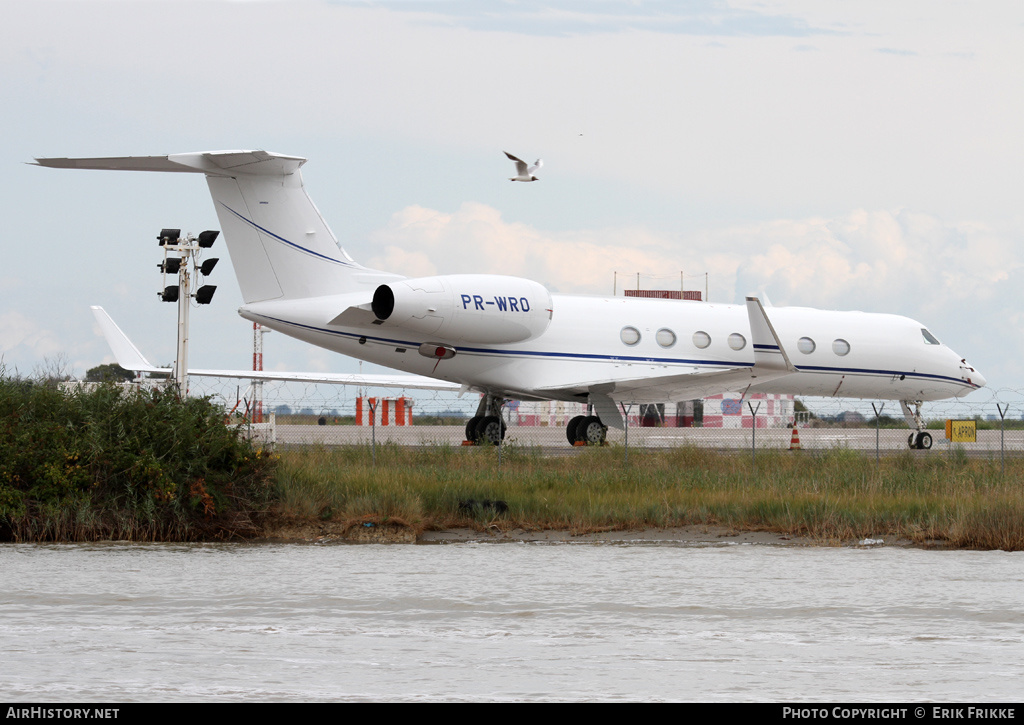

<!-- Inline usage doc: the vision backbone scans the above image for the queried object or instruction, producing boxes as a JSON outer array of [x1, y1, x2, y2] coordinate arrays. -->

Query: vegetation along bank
[[2, 376, 1021, 550]]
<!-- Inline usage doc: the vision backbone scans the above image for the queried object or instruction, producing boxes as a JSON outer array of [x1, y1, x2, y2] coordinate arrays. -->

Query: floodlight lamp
[[159, 258, 182, 274], [158, 228, 181, 246], [195, 285, 217, 305], [197, 230, 220, 248], [160, 286, 179, 303], [199, 258, 219, 276]]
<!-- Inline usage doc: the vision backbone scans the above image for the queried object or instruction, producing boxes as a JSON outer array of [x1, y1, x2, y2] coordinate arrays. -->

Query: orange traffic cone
[[789, 422, 802, 450]]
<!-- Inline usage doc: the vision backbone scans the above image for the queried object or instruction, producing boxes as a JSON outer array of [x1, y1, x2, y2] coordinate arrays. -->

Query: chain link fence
[[186, 378, 1024, 456]]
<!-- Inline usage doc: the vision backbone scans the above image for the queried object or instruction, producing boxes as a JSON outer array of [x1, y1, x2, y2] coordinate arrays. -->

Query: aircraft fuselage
[[239, 292, 982, 404]]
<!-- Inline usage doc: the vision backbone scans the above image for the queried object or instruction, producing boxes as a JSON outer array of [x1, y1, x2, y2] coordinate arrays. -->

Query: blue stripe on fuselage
[[249, 314, 979, 389]]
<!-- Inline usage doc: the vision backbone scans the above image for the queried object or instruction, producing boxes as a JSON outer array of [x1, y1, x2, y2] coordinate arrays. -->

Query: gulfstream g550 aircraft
[[36, 150, 984, 449]]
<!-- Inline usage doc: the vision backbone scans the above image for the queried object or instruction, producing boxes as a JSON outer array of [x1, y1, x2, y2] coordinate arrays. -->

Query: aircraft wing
[[167, 367, 461, 391], [536, 365, 789, 402], [535, 297, 798, 404], [90, 306, 461, 392]]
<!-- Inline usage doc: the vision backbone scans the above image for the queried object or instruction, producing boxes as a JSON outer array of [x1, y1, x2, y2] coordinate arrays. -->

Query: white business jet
[[35, 150, 984, 449]]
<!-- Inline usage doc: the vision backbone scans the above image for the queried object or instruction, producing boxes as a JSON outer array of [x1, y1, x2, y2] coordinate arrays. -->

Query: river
[[1, 541, 1021, 702]]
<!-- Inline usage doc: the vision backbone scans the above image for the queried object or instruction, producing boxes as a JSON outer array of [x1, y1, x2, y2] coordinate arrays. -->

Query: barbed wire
[[185, 378, 1022, 419]]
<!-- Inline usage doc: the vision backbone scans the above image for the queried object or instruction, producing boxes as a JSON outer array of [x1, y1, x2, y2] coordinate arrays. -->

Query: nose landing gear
[[901, 401, 933, 450]]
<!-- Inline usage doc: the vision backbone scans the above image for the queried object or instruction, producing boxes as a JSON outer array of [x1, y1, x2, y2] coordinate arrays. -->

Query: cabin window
[[921, 329, 940, 345], [656, 328, 676, 348], [620, 326, 641, 346], [832, 339, 851, 356], [692, 331, 711, 349], [728, 333, 746, 351], [797, 337, 816, 354]]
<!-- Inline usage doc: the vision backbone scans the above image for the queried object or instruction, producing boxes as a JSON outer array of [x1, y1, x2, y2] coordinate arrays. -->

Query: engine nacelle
[[371, 274, 553, 344]]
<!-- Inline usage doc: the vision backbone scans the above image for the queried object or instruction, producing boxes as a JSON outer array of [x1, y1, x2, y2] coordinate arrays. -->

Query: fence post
[[368, 398, 378, 466], [498, 401, 507, 469], [997, 403, 1009, 476], [871, 402, 884, 465], [748, 401, 761, 465], [621, 403, 633, 464]]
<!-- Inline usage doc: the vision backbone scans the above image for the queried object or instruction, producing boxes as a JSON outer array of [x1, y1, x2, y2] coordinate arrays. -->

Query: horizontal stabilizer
[[34, 150, 306, 177]]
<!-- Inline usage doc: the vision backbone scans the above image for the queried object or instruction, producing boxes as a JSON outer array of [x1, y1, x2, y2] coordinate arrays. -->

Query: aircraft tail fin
[[37, 151, 396, 304], [90, 306, 170, 375]]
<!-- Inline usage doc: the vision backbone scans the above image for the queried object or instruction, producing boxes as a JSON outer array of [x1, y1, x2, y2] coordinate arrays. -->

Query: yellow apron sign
[[945, 419, 977, 442]]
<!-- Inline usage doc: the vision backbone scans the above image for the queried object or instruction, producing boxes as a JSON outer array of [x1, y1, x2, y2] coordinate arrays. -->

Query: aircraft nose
[[961, 359, 985, 389]]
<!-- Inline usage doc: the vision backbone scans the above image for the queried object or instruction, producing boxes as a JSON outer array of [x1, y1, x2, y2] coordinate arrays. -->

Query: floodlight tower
[[157, 229, 220, 390]]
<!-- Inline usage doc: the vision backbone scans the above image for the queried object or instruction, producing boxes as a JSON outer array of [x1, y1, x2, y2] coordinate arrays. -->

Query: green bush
[[0, 376, 275, 541]]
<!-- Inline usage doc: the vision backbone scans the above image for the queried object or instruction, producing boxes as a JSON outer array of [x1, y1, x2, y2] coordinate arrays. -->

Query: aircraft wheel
[[916, 432, 933, 450], [475, 415, 506, 446], [566, 415, 586, 445], [466, 416, 482, 443], [577, 416, 607, 445], [908, 433, 916, 449]]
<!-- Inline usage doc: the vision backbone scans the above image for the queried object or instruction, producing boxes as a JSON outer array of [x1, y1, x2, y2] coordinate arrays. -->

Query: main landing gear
[[901, 400, 933, 450], [465, 394, 508, 446], [465, 396, 611, 447], [566, 413, 608, 446]]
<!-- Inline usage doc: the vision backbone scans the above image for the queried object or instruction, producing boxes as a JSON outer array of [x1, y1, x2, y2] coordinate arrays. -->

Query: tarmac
[[261, 422, 1022, 456]]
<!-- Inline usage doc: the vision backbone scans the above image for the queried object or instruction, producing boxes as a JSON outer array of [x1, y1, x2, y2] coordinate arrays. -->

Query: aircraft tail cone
[[789, 422, 802, 451]]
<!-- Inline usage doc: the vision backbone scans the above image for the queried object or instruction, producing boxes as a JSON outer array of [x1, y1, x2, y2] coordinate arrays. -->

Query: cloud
[[0, 312, 64, 371], [367, 201, 680, 293], [335, 0, 834, 38], [367, 202, 1016, 308], [363, 202, 1021, 387], [705, 210, 1014, 315], [876, 47, 918, 56]]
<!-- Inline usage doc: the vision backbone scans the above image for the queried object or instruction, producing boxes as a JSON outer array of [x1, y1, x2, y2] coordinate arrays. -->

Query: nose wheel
[[908, 431, 933, 450]]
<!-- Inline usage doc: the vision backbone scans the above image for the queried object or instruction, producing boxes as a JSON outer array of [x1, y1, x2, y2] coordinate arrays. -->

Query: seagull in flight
[[504, 151, 542, 182]]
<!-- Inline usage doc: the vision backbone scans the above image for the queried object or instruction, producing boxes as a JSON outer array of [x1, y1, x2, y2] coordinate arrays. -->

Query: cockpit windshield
[[921, 329, 941, 345]]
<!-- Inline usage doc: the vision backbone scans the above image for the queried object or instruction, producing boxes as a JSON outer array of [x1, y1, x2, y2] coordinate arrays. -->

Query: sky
[[2, 0, 1022, 408]]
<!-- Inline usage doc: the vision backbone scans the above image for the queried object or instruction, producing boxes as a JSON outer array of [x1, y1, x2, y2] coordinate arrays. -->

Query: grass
[[5, 369, 1020, 549], [271, 443, 1024, 550]]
